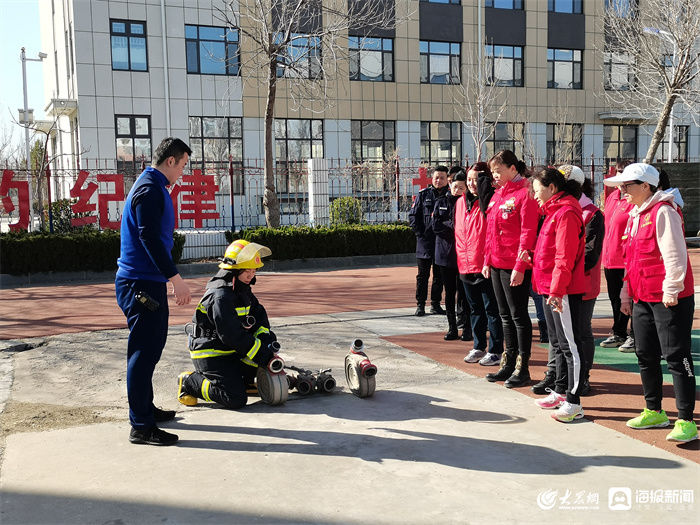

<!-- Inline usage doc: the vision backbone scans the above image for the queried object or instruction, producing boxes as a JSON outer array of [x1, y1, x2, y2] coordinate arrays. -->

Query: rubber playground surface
[[1, 254, 699, 464]]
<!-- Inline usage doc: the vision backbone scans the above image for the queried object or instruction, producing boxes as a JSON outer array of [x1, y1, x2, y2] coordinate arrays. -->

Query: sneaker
[[618, 336, 636, 353], [129, 426, 178, 446], [551, 401, 584, 423], [600, 334, 625, 348], [626, 408, 670, 429], [429, 304, 446, 315], [666, 420, 699, 443], [177, 371, 198, 407], [478, 352, 501, 366], [535, 389, 565, 409], [464, 349, 486, 363], [152, 406, 176, 422], [414, 305, 425, 317]]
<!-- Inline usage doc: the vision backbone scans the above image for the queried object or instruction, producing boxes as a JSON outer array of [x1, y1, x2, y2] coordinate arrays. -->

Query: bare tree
[[451, 39, 508, 163], [601, 0, 700, 163], [0, 123, 22, 166], [217, 0, 410, 227], [547, 92, 583, 165]]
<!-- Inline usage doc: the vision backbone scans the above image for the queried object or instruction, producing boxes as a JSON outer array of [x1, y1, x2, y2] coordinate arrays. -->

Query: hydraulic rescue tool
[[344, 338, 377, 398]]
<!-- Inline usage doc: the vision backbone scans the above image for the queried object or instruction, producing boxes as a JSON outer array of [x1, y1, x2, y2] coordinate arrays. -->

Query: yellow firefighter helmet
[[219, 239, 271, 270]]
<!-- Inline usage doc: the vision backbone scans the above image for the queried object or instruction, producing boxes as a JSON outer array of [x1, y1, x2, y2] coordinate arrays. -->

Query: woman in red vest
[[529, 168, 587, 423], [482, 150, 539, 387], [604, 163, 696, 443]]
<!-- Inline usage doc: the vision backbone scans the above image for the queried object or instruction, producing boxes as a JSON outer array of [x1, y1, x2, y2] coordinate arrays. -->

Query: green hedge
[[0, 230, 185, 275], [225, 224, 415, 260]]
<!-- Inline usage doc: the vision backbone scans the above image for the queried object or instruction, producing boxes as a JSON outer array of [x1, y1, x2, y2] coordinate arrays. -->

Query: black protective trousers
[[415, 257, 444, 307], [632, 295, 695, 421], [604, 268, 634, 339], [183, 356, 257, 410], [490, 267, 532, 358]]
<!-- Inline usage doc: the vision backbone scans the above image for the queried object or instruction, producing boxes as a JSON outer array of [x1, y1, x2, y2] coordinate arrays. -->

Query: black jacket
[[188, 271, 275, 366], [409, 185, 448, 259], [432, 192, 459, 268]]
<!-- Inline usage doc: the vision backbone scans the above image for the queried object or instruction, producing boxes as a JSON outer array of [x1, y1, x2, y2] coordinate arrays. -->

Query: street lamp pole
[[643, 27, 675, 162], [20, 46, 47, 232]]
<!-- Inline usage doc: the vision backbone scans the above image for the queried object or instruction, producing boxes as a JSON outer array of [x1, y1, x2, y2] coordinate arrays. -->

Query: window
[[604, 52, 634, 90], [421, 0, 461, 3], [185, 25, 239, 75], [485, 45, 523, 87], [277, 34, 322, 79], [603, 124, 637, 165], [275, 119, 324, 193], [110, 20, 147, 71], [349, 36, 393, 82], [655, 125, 688, 162], [116, 115, 151, 174], [546, 123, 583, 164], [420, 41, 460, 84], [605, 0, 637, 18], [548, 0, 582, 13], [420, 122, 461, 165], [485, 0, 523, 8], [547, 49, 582, 89], [351, 120, 395, 163], [188, 117, 244, 194], [485, 122, 524, 159]]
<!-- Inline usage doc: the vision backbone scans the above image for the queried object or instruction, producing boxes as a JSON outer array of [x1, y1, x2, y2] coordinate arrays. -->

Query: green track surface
[[594, 330, 700, 389]]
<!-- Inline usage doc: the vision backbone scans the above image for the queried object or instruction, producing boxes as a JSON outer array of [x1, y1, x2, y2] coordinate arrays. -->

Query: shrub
[[329, 197, 363, 226]]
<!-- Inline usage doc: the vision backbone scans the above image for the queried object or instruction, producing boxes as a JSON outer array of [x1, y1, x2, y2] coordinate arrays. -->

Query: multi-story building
[[38, 0, 698, 227]]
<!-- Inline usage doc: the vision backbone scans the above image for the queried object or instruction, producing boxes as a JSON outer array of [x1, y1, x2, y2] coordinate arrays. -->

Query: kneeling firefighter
[[177, 239, 278, 409]]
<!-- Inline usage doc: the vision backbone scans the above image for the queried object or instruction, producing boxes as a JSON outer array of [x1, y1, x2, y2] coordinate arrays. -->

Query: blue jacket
[[117, 167, 178, 282], [432, 192, 458, 268], [409, 185, 448, 259]]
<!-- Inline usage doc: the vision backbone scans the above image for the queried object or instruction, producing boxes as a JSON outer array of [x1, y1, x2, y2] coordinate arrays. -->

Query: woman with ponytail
[[482, 150, 539, 388]]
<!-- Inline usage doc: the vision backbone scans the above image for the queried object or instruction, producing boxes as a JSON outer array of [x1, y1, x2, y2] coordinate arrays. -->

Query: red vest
[[582, 203, 602, 301], [602, 189, 633, 269], [625, 201, 694, 303]]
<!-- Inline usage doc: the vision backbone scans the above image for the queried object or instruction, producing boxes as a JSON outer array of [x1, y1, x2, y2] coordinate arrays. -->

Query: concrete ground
[[0, 262, 698, 524]]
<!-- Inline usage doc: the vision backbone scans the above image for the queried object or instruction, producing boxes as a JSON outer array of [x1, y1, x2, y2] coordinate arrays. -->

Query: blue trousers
[[115, 276, 169, 430], [462, 278, 503, 354]]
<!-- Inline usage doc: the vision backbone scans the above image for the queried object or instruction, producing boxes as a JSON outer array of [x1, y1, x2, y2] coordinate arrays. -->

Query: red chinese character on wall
[[96, 173, 125, 230], [171, 169, 220, 228], [69, 170, 98, 227], [0, 169, 30, 231]]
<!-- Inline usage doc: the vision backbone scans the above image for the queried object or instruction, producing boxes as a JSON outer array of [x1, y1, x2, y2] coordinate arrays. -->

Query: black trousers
[[543, 294, 585, 405], [438, 265, 459, 318], [184, 356, 257, 410], [604, 268, 634, 339], [490, 268, 532, 358], [416, 257, 443, 306], [632, 295, 695, 421], [579, 298, 597, 378]]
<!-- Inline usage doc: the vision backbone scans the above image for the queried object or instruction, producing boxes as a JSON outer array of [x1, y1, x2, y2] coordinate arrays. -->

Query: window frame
[[485, 45, 524, 87], [274, 118, 325, 194], [420, 121, 462, 166], [110, 19, 148, 72], [603, 124, 638, 165], [351, 120, 396, 163], [484, 0, 523, 9], [547, 48, 583, 89], [546, 123, 583, 165], [485, 122, 525, 160], [548, 0, 582, 13], [276, 34, 323, 80], [603, 51, 635, 91], [348, 36, 394, 82], [185, 24, 240, 76], [115, 114, 152, 174], [420, 40, 461, 85], [655, 125, 689, 162]]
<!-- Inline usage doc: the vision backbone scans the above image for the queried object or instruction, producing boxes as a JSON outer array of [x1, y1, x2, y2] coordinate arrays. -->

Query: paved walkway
[[0, 263, 698, 523]]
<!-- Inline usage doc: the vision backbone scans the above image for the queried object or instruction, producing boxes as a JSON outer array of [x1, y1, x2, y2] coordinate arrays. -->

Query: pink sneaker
[[535, 389, 565, 409]]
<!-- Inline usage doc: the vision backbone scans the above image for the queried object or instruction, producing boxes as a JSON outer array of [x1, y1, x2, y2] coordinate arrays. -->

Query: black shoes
[[485, 353, 515, 382], [460, 329, 473, 342], [414, 305, 426, 317], [579, 379, 593, 397], [504, 355, 531, 388], [429, 304, 446, 315], [153, 406, 176, 422], [444, 328, 459, 340], [129, 426, 178, 446], [531, 371, 556, 395]]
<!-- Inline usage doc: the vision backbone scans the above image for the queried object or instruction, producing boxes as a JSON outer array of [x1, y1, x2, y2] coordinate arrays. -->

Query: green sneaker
[[626, 408, 670, 429], [666, 420, 698, 443]]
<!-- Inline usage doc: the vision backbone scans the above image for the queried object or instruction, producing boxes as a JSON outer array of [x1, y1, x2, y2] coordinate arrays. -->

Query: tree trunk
[[644, 94, 676, 164], [263, 50, 281, 228]]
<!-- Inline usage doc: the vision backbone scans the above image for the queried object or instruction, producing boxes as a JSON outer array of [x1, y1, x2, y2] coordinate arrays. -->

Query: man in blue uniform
[[115, 137, 192, 446], [409, 166, 447, 316]]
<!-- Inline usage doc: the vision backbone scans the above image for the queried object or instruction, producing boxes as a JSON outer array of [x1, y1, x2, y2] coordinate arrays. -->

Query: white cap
[[604, 163, 659, 187], [558, 165, 585, 185]]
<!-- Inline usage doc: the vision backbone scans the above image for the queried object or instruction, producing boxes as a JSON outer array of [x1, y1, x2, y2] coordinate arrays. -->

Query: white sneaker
[[478, 352, 501, 366], [619, 336, 636, 353], [535, 389, 565, 409], [464, 349, 486, 363], [551, 401, 584, 423]]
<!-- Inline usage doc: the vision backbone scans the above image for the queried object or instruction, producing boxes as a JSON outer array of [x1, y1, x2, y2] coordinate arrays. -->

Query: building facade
[[38, 0, 699, 223]]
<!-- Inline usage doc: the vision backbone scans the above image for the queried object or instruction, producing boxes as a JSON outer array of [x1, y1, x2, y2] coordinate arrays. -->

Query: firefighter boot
[[505, 354, 531, 388], [444, 313, 459, 340], [177, 372, 198, 406], [485, 351, 516, 383]]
